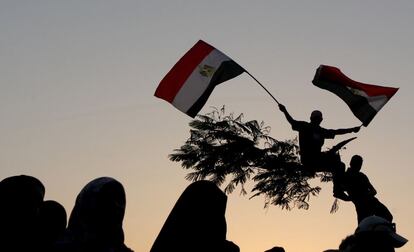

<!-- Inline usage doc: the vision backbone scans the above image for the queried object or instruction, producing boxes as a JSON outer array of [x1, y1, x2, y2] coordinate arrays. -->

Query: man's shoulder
[[360, 172, 370, 180], [357, 171, 368, 177], [291, 120, 308, 130], [347, 172, 369, 183]]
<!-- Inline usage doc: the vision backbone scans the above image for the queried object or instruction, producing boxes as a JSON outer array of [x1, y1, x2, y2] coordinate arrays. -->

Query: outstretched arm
[[332, 126, 361, 136], [333, 183, 351, 201], [334, 191, 351, 201]]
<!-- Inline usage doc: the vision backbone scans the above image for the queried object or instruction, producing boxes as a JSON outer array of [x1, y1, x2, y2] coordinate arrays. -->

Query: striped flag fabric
[[155, 40, 244, 117], [312, 65, 399, 126]]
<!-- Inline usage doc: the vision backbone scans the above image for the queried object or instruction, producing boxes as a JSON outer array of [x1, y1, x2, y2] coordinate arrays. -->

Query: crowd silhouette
[[0, 175, 133, 252], [0, 169, 407, 251]]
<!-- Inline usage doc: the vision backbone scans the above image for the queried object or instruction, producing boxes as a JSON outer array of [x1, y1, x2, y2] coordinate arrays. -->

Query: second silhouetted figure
[[334, 155, 393, 223]]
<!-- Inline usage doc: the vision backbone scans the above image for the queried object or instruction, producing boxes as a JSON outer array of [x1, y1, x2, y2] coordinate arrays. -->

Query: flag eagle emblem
[[198, 64, 216, 77]]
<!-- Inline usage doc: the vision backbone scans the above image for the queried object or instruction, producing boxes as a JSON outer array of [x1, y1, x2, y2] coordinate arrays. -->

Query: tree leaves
[[169, 106, 332, 210]]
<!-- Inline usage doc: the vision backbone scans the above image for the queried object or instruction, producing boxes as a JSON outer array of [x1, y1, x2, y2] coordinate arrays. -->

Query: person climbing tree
[[334, 155, 393, 223]]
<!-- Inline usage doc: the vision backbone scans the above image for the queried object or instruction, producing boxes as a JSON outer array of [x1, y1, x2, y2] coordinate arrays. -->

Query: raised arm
[[278, 104, 296, 126]]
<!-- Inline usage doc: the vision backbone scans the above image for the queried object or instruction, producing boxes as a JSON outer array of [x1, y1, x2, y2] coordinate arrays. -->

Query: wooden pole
[[244, 70, 280, 105]]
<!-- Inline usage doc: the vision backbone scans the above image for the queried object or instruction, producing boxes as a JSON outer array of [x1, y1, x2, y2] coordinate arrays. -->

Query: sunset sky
[[1, 1, 413, 251]]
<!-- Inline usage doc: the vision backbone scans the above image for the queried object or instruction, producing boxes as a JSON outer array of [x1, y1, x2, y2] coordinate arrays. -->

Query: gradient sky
[[1, 1, 413, 251]]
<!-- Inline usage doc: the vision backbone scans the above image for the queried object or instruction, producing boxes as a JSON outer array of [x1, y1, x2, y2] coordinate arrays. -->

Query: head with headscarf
[[0, 175, 45, 249], [0, 175, 45, 217], [151, 180, 238, 252], [37, 200, 67, 249], [66, 177, 131, 251]]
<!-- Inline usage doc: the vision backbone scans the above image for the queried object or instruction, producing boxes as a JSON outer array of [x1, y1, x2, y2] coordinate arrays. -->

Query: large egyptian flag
[[312, 65, 398, 126], [155, 40, 244, 117]]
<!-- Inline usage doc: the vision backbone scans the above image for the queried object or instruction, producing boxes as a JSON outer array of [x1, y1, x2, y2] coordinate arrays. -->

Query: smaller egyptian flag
[[155, 40, 244, 117], [312, 65, 398, 126]]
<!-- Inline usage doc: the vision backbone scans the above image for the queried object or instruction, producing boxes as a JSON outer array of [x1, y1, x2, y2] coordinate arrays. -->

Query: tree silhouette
[[170, 107, 335, 210]]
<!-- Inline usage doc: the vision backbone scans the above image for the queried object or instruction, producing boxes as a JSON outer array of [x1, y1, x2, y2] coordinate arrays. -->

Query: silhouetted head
[[67, 177, 127, 247], [340, 232, 396, 252], [339, 216, 407, 252], [150, 180, 230, 252], [349, 155, 363, 172], [0, 175, 45, 211], [310, 110, 323, 125], [355, 216, 407, 248], [0, 175, 45, 248], [265, 246, 285, 252], [38, 200, 67, 245]]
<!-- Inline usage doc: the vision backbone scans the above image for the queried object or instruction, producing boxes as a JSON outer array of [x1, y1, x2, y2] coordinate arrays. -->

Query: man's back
[[344, 171, 374, 201]]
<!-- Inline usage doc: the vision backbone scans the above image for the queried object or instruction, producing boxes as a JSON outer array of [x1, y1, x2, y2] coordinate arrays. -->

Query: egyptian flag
[[155, 40, 245, 117], [312, 65, 398, 126]]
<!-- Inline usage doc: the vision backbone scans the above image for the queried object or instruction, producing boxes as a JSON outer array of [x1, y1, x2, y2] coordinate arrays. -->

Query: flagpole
[[244, 70, 280, 105]]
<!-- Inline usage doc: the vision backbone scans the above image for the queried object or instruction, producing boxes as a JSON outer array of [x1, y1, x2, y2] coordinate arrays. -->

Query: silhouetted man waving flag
[[278, 104, 360, 173]]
